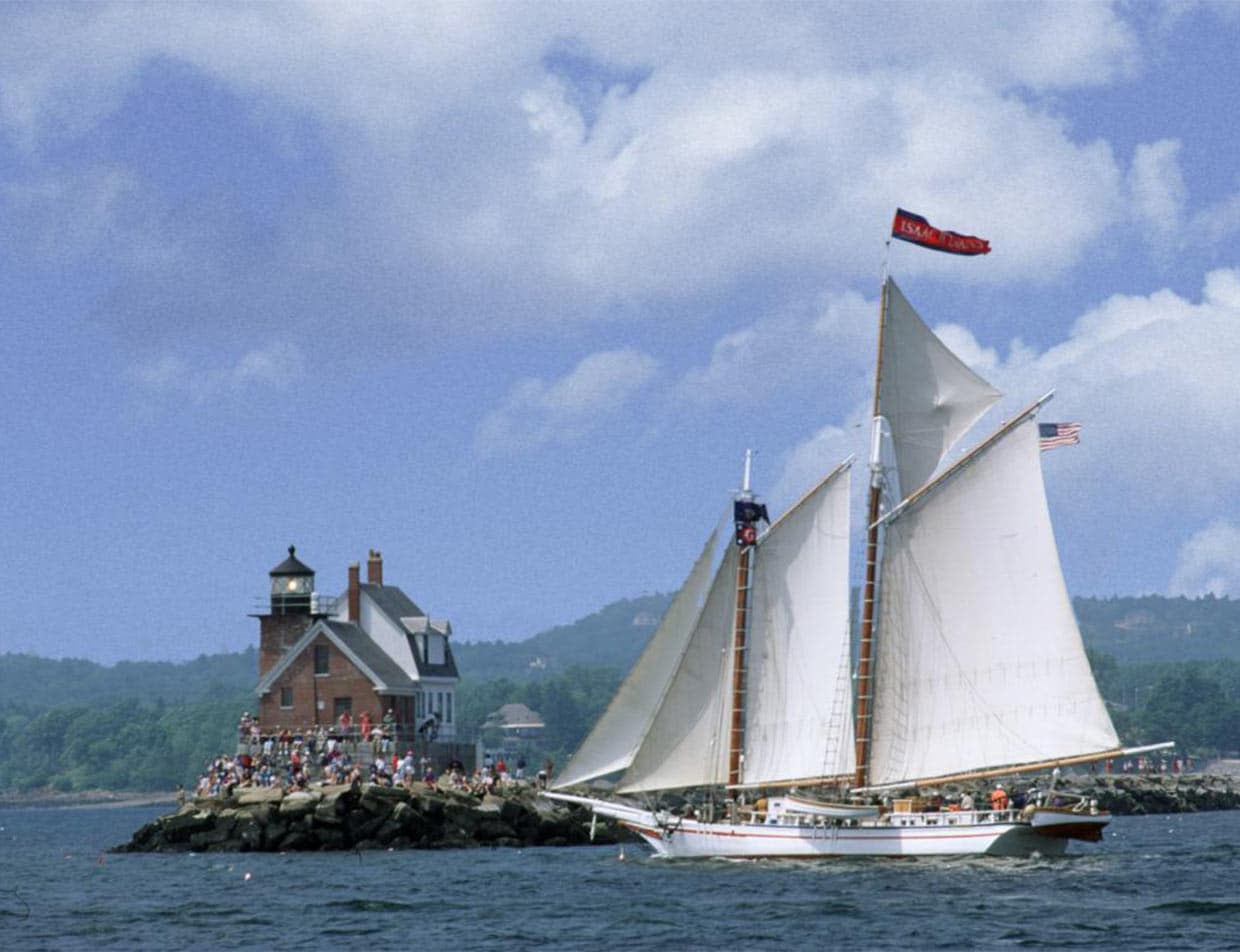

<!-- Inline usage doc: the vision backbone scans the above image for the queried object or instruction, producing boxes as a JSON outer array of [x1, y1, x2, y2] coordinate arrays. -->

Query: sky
[[3, 1, 1240, 664]]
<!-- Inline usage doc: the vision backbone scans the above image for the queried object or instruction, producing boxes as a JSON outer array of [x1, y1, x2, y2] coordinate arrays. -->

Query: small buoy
[[244, 872, 252, 881]]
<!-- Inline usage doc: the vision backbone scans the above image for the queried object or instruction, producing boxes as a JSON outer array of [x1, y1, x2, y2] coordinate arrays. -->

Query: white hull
[[548, 794, 1108, 859]]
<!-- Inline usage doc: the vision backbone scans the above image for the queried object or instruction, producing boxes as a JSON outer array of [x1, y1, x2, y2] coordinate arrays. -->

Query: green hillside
[[0, 647, 257, 711], [451, 593, 673, 681], [4, 592, 1240, 795], [1075, 595, 1240, 663]]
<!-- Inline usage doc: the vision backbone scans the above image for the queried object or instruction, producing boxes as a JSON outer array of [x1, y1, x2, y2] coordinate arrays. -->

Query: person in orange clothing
[[990, 783, 1009, 811]]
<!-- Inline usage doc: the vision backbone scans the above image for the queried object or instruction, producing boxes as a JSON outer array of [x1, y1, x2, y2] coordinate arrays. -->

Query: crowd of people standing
[[190, 711, 545, 801]]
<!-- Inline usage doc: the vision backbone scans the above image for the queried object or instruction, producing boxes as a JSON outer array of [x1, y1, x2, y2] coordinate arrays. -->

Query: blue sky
[[3, 2, 1239, 663]]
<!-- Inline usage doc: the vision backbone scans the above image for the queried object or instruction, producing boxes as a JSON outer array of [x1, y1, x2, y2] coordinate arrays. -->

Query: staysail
[[551, 524, 723, 790], [868, 415, 1119, 788], [878, 279, 1002, 498], [742, 462, 855, 784], [617, 544, 740, 793]]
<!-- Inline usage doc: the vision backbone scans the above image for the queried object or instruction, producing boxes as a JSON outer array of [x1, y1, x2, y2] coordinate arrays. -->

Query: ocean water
[[2, 804, 1239, 950]]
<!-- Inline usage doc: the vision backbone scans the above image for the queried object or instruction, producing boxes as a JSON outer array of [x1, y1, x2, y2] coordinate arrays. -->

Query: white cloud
[[517, 63, 1130, 296], [1127, 139, 1186, 250], [475, 348, 658, 457], [675, 289, 874, 407], [0, 165, 163, 264], [0, 1, 1165, 345], [1192, 190, 1240, 246], [966, 269, 1240, 523], [129, 342, 305, 404], [1169, 521, 1240, 597], [989, 2, 1139, 89]]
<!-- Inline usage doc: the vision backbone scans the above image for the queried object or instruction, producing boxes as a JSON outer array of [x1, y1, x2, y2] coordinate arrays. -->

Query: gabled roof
[[360, 583, 423, 621], [486, 702, 545, 729], [360, 583, 460, 680], [255, 619, 418, 697], [325, 620, 417, 692]]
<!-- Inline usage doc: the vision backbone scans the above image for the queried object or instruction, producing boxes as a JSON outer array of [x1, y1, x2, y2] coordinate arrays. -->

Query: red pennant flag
[[891, 208, 991, 256]]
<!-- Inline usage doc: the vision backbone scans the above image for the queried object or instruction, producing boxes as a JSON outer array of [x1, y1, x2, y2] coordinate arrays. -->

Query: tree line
[[0, 693, 248, 794], [2, 653, 1239, 795]]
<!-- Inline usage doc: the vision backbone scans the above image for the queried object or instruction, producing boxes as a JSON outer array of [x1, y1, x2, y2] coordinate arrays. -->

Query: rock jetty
[[1073, 773, 1240, 815], [940, 773, 1240, 815], [112, 774, 1240, 854], [112, 783, 623, 854]]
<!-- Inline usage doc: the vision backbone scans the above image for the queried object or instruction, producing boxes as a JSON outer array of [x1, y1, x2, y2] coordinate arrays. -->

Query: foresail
[[879, 280, 1001, 498], [552, 524, 723, 790], [869, 417, 1119, 788], [742, 463, 855, 785], [617, 544, 739, 794]]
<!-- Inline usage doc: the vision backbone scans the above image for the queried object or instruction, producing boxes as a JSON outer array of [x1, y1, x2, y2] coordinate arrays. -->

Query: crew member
[[990, 783, 1009, 811]]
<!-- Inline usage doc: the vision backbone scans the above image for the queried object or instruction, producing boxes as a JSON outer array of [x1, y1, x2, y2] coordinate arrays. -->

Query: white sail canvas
[[552, 526, 723, 790], [618, 544, 740, 794], [869, 417, 1119, 787], [743, 464, 855, 785], [879, 279, 1001, 498]]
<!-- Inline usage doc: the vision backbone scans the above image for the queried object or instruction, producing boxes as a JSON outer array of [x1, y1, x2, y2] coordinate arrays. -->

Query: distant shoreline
[[0, 789, 176, 811]]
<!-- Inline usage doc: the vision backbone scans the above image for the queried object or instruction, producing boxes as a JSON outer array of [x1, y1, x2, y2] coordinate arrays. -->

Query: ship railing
[[879, 808, 1021, 827]]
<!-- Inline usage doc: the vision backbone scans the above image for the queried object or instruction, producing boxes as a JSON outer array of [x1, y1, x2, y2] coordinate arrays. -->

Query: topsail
[[878, 280, 1001, 498]]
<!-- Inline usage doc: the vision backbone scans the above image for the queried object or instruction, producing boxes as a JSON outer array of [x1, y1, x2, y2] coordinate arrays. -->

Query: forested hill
[[454, 594, 1240, 675], [0, 648, 257, 711], [3, 593, 1240, 794], [1075, 595, 1240, 663], [4, 595, 1240, 708], [450, 593, 674, 682], [0, 594, 674, 716]]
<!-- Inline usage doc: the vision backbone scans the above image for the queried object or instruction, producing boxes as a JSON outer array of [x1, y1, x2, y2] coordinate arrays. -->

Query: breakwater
[[1073, 773, 1240, 814], [112, 774, 1240, 854], [112, 783, 622, 854], [936, 772, 1240, 815]]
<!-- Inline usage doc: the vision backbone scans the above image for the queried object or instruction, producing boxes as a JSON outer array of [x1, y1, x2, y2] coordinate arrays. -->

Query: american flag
[[1039, 422, 1082, 451]]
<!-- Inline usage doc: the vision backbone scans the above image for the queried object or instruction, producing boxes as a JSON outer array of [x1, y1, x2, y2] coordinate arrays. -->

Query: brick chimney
[[348, 562, 360, 621], [367, 549, 383, 586]]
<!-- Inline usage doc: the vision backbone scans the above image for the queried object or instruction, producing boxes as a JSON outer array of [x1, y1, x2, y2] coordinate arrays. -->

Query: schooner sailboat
[[547, 265, 1171, 858]]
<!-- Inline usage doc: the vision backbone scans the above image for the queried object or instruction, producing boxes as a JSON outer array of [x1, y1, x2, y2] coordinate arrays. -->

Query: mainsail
[[551, 525, 723, 790], [868, 415, 1119, 788], [878, 279, 1002, 498]]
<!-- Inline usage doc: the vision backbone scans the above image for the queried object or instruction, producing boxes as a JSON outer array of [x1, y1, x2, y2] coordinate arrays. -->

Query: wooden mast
[[727, 545, 753, 787], [727, 450, 757, 788], [853, 259, 891, 789]]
